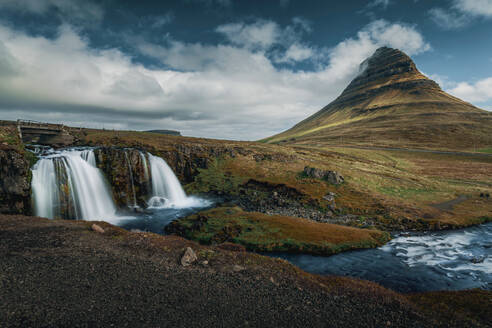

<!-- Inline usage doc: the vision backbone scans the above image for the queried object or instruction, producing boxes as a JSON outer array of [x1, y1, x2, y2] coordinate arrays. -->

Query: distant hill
[[264, 47, 492, 151], [146, 130, 181, 136]]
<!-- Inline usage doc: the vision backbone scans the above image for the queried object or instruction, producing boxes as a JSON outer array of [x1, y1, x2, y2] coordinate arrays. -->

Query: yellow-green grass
[[3, 120, 490, 229], [266, 105, 492, 152], [477, 147, 492, 154], [167, 206, 390, 255], [87, 123, 491, 228]]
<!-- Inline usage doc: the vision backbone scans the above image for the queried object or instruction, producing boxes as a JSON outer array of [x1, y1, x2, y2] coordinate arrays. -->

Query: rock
[[323, 192, 336, 202], [325, 171, 344, 185], [471, 256, 485, 264], [303, 166, 344, 185], [91, 224, 105, 233], [233, 265, 245, 272], [181, 247, 197, 266], [0, 148, 31, 215]]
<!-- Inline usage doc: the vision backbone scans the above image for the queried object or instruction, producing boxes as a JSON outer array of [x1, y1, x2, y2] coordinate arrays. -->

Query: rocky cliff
[[0, 145, 31, 215]]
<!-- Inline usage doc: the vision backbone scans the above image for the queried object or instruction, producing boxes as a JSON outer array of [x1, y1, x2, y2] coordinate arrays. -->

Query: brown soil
[[1, 215, 490, 327]]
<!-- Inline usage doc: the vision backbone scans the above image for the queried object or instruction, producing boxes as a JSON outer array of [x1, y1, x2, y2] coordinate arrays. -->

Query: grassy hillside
[[264, 47, 492, 151], [78, 127, 492, 230]]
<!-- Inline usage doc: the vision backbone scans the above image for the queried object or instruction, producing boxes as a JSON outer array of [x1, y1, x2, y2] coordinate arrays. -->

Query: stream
[[269, 223, 492, 292]]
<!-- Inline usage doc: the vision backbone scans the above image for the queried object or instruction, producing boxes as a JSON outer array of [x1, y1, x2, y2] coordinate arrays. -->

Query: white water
[[381, 227, 492, 274], [31, 149, 117, 222], [147, 153, 207, 208], [140, 151, 150, 190], [32, 159, 59, 219]]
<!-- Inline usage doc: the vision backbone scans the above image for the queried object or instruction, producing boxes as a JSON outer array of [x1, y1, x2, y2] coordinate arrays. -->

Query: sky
[[0, 0, 491, 140]]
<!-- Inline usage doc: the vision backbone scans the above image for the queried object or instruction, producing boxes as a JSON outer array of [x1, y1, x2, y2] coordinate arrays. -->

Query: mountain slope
[[265, 47, 492, 151]]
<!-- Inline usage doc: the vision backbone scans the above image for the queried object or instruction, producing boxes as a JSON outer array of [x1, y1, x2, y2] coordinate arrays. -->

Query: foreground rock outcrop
[[1, 214, 489, 327], [0, 146, 31, 215]]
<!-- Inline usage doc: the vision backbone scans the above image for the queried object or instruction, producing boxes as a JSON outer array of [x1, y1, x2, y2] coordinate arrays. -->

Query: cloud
[[454, 0, 492, 17], [449, 77, 492, 103], [0, 0, 104, 24], [0, 19, 431, 140], [430, 0, 492, 29], [216, 20, 280, 49], [429, 8, 470, 29], [368, 0, 391, 9], [277, 43, 315, 63]]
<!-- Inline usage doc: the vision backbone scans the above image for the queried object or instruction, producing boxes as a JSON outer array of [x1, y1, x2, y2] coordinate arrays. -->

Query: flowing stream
[[270, 223, 492, 292]]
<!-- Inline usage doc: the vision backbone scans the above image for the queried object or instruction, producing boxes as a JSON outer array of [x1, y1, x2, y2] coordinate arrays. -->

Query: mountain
[[265, 47, 492, 151]]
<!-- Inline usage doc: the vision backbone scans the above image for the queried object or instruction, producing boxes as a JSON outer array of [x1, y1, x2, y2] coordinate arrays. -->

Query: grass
[[77, 125, 492, 229], [477, 147, 492, 154], [2, 119, 491, 230], [167, 206, 391, 255]]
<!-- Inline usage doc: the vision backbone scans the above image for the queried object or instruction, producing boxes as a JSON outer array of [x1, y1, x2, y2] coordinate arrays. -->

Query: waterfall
[[80, 149, 96, 167], [140, 151, 151, 191], [31, 149, 117, 221], [147, 153, 199, 208], [32, 159, 59, 219]]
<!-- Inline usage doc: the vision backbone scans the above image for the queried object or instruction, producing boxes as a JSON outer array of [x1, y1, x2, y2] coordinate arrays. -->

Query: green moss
[[24, 150, 38, 168], [168, 207, 391, 256], [477, 148, 492, 154], [184, 157, 246, 195]]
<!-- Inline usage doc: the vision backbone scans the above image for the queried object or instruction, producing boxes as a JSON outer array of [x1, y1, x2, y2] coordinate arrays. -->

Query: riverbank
[[1, 214, 490, 327], [165, 206, 391, 255]]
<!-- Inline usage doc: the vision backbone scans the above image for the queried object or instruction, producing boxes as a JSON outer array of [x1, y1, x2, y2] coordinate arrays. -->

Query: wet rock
[[471, 256, 485, 264], [181, 247, 197, 266], [91, 224, 105, 233]]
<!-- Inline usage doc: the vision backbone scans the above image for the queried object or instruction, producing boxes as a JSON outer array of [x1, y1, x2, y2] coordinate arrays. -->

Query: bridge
[[17, 120, 74, 146]]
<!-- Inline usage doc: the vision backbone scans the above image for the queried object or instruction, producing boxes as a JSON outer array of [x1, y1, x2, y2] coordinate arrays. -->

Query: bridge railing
[[17, 119, 64, 130]]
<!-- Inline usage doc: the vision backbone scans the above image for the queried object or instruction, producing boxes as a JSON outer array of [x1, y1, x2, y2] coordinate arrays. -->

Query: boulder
[[181, 247, 198, 266], [323, 192, 336, 202], [303, 166, 344, 185], [91, 224, 105, 233]]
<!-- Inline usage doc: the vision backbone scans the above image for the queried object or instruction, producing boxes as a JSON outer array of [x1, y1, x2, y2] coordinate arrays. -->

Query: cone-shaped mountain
[[265, 47, 492, 150]]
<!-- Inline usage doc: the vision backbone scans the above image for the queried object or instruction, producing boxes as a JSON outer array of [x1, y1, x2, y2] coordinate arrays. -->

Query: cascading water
[[147, 153, 190, 208], [80, 149, 96, 167], [140, 151, 151, 192], [31, 159, 59, 219], [31, 149, 117, 221]]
